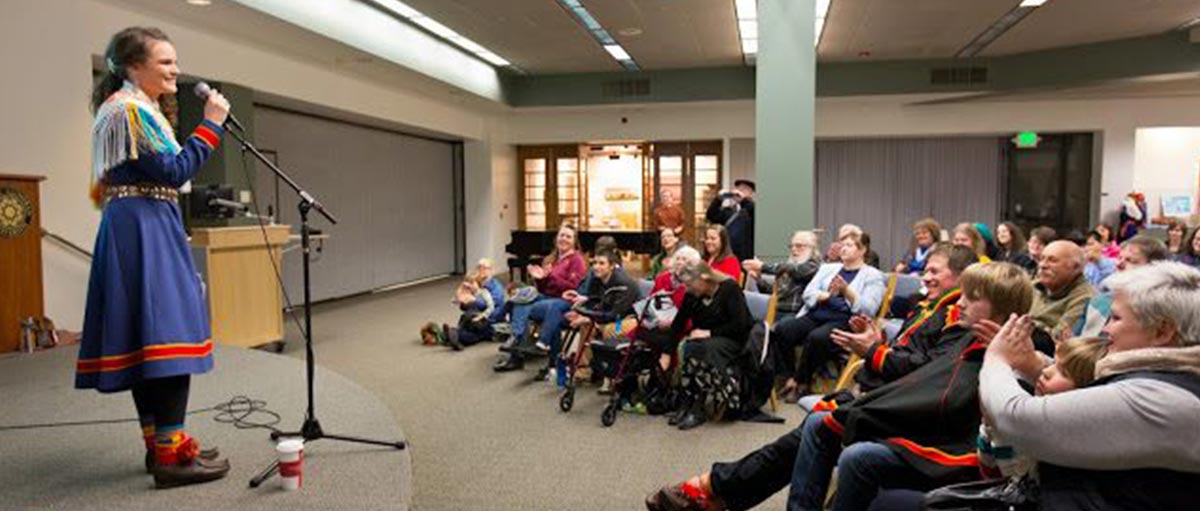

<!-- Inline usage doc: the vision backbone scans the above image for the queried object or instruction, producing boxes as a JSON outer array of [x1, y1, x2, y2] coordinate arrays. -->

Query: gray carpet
[[0, 344, 410, 510], [275, 278, 806, 511]]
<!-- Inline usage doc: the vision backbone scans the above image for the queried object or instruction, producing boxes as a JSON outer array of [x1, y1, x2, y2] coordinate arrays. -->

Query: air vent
[[601, 79, 651, 98], [929, 67, 988, 85]]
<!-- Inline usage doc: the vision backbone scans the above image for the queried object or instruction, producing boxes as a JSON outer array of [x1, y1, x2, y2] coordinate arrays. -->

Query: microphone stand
[[219, 122, 405, 489]]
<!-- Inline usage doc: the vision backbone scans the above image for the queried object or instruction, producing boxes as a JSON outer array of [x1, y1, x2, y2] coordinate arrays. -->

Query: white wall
[[1, 0, 505, 330], [506, 94, 1200, 226], [1133, 127, 1200, 223]]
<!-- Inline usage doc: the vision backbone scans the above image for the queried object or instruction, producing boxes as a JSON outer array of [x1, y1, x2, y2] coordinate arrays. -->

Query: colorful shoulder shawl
[[90, 82, 181, 204]]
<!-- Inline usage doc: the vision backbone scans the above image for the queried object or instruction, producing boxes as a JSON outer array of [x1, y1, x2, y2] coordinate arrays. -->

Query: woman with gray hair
[[667, 260, 753, 430], [980, 261, 1200, 510]]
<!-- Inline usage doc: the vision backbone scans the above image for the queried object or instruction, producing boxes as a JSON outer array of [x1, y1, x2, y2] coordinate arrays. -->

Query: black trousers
[[131, 374, 191, 431], [773, 315, 848, 383], [709, 418, 805, 510]]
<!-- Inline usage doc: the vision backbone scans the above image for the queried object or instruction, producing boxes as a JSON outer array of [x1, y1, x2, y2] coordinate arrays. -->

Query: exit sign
[[1012, 132, 1041, 148]]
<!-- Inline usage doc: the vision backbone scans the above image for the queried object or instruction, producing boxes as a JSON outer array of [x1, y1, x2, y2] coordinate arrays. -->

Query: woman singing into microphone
[[77, 26, 231, 489]]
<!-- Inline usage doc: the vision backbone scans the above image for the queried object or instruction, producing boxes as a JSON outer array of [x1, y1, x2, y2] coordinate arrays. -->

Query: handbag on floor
[[923, 475, 1038, 511]]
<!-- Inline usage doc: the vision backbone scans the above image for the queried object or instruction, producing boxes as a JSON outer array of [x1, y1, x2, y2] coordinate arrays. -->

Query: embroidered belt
[[105, 184, 179, 202]]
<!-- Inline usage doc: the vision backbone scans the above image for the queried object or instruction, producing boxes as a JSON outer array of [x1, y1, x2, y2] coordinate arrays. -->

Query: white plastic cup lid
[[276, 439, 304, 454]]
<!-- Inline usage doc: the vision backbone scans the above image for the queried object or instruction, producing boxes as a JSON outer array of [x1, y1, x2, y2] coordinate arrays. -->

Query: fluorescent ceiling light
[[735, 0, 757, 20], [816, 0, 831, 18], [741, 39, 758, 54], [604, 44, 632, 61], [814, 18, 825, 46], [367, 0, 514, 69], [371, 0, 419, 18], [556, 0, 639, 70], [1019, 0, 1047, 6]]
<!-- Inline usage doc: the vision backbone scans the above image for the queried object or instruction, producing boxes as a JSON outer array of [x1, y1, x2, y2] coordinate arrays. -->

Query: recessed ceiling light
[[186, 0, 212, 5], [617, 27, 643, 37]]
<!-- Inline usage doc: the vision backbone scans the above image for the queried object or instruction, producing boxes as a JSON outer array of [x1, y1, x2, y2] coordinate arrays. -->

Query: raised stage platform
[[0, 345, 411, 510]]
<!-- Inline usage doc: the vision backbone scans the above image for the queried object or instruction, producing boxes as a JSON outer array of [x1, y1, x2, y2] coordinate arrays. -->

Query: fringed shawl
[[90, 82, 181, 205]]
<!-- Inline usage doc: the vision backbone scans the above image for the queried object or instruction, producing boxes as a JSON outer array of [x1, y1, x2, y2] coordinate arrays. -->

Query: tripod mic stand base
[[248, 418, 406, 488]]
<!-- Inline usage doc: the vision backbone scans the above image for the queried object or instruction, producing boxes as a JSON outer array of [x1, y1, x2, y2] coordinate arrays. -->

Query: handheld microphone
[[193, 81, 246, 133]]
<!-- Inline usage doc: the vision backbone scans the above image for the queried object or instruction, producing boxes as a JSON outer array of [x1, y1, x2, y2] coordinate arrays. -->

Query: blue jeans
[[833, 443, 934, 511], [785, 411, 841, 511], [509, 296, 571, 349]]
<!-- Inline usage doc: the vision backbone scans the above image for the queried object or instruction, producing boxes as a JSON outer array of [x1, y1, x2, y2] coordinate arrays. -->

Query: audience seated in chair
[[994, 221, 1036, 275], [951, 223, 991, 263], [666, 261, 753, 430], [1074, 235, 1169, 338], [494, 224, 587, 372], [812, 244, 979, 410], [1165, 218, 1188, 256], [826, 224, 881, 270], [642, 246, 703, 372], [977, 262, 1200, 510], [773, 232, 886, 402], [894, 218, 941, 276], [1082, 229, 1116, 287], [701, 224, 742, 282], [1027, 240, 1094, 350], [1174, 225, 1200, 268], [646, 262, 1034, 511], [1026, 226, 1057, 266], [742, 230, 822, 317], [649, 226, 689, 278]]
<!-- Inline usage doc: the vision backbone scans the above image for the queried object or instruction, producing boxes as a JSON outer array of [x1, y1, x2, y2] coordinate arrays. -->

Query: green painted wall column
[[755, 0, 816, 260]]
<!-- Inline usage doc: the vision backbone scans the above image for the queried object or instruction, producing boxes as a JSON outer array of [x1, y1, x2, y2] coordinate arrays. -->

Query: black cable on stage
[[0, 395, 280, 433]]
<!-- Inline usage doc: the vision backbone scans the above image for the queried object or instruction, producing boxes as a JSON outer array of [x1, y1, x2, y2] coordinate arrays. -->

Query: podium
[[191, 225, 290, 349], [0, 174, 45, 352]]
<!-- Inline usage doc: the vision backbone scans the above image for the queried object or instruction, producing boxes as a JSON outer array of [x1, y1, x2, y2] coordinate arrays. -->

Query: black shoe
[[532, 367, 550, 382], [677, 410, 707, 430], [443, 324, 463, 351], [667, 405, 688, 426], [646, 484, 708, 511], [493, 355, 525, 372], [514, 342, 550, 357]]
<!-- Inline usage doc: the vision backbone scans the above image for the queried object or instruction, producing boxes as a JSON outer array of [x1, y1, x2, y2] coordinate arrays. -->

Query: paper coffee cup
[[276, 439, 304, 490]]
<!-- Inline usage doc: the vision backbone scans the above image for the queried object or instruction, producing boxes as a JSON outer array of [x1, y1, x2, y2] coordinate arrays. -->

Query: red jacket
[[708, 255, 742, 282], [537, 251, 586, 297]]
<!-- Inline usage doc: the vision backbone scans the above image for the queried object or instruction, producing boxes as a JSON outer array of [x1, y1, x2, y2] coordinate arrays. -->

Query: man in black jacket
[[706, 179, 756, 262], [646, 262, 1033, 511], [811, 244, 978, 410]]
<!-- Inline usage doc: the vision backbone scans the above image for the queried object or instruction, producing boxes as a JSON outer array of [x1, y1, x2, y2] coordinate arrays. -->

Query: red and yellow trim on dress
[[812, 399, 840, 412], [869, 343, 890, 373], [886, 437, 980, 467], [821, 413, 845, 436], [191, 124, 221, 150], [77, 339, 213, 374], [896, 289, 961, 346]]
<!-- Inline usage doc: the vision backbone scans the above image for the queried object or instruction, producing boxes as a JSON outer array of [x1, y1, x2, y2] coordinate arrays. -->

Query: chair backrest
[[744, 291, 771, 323], [892, 274, 924, 302]]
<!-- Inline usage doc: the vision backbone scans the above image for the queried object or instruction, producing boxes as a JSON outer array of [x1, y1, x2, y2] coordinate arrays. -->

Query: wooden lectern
[[191, 225, 290, 349], [0, 174, 46, 352]]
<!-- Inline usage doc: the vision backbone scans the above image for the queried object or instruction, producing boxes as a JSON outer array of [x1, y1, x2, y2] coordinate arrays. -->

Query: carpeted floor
[[278, 277, 807, 511], [0, 344, 410, 510]]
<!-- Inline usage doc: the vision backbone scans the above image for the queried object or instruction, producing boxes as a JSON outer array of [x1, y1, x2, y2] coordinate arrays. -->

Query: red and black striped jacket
[[821, 326, 985, 483]]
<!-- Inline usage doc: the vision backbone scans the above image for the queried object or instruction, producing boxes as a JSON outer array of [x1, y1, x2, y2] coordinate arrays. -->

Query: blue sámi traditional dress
[[76, 82, 224, 393]]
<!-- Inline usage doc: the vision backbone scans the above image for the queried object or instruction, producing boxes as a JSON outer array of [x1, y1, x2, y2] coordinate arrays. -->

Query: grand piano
[[505, 230, 661, 282]]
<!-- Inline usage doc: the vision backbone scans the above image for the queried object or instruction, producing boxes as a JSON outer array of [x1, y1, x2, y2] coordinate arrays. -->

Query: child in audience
[[977, 336, 1110, 479]]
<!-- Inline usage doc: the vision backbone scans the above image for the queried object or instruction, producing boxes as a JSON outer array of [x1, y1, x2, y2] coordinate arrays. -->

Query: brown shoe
[[146, 447, 221, 473], [152, 456, 231, 489], [645, 484, 708, 511]]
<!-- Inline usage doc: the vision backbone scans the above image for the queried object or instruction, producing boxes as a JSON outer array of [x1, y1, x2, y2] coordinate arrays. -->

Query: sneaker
[[442, 324, 463, 351], [598, 378, 614, 395]]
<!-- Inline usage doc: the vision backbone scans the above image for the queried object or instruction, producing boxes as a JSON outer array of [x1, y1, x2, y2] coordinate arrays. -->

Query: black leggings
[[131, 375, 191, 431]]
